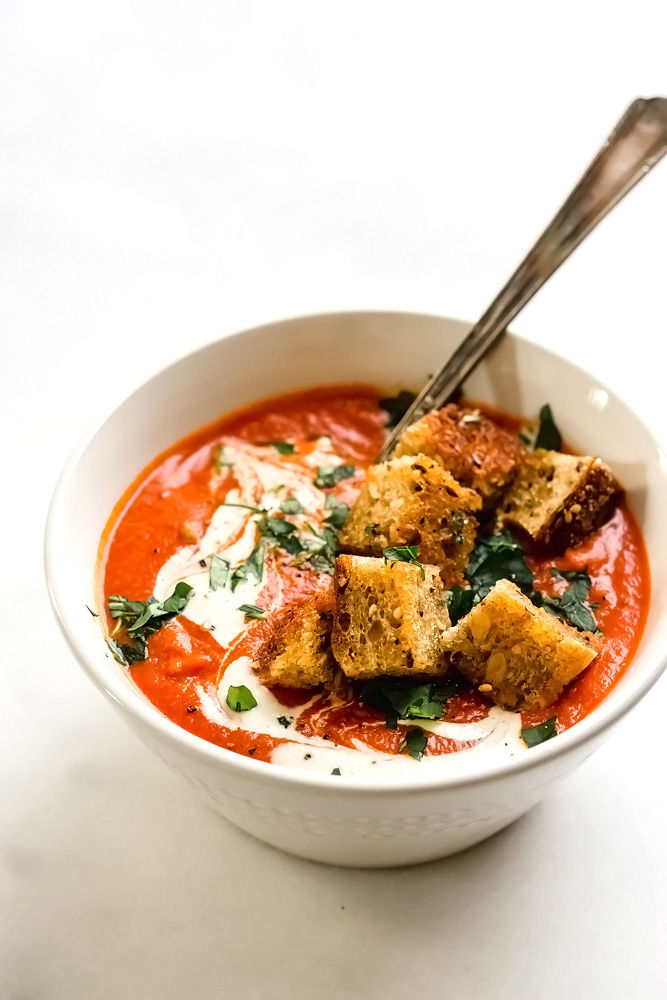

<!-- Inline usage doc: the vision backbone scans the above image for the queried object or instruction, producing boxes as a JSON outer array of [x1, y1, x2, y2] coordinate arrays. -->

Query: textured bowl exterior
[[123, 703, 610, 866], [45, 312, 667, 867]]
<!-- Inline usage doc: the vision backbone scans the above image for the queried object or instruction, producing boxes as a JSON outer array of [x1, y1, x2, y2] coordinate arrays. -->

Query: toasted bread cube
[[255, 586, 334, 688], [447, 578, 599, 710], [497, 449, 620, 551], [395, 404, 525, 507], [338, 454, 481, 588], [331, 555, 450, 680]]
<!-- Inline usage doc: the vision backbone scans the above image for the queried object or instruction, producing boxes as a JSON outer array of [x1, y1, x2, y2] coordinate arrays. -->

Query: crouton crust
[[255, 585, 334, 688], [446, 578, 599, 710], [338, 454, 481, 588], [395, 404, 525, 507], [331, 554, 450, 680], [497, 449, 620, 551]]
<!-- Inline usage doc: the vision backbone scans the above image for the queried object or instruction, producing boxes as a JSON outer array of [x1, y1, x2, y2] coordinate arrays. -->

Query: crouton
[[338, 454, 481, 588], [255, 585, 334, 688], [497, 449, 620, 551], [331, 555, 450, 680], [446, 578, 599, 710], [395, 404, 525, 507]]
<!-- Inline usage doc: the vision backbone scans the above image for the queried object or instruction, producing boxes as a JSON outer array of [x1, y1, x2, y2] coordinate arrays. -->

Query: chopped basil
[[398, 728, 428, 761], [159, 582, 193, 616], [271, 441, 296, 455], [540, 568, 601, 634], [379, 390, 416, 429], [106, 583, 193, 663], [279, 496, 304, 515], [105, 635, 147, 665], [383, 545, 425, 580], [521, 716, 558, 747], [314, 464, 356, 489], [248, 747, 257, 755], [534, 403, 563, 451], [465, 530, 534, 598], [86, 605, 99, 618], [238, 603, 268, 621], [219, 502, 267, 514], [331, 767, 341, 776], [296, 524, 339, 575], [323, 494, 350, 530], [445, 585, 477, 625], [215, 445, 233, 473], [257, 514, 303, 556], [361, 677, 463, 729], [463, 533, 602, 637], [209, 554, 230, 591], [226, 685, 258, 712], [230, 541, 266, 591], [277, 716, 292, 728], [105, 637, 127, 665]]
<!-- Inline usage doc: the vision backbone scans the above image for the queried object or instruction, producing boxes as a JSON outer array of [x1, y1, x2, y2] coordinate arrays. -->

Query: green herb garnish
[[465, 530, 534, 599], [379, 390, 416, 429], [226, 685, 258, 712], [521, 716, 558, 747], [279, 496, 304, 515], [248, 747, 257, 755], [104, 636, 143, 666], [219, 502, 267, 514], [540, 569, 601, 634], [277, 716, 292, 728], [108, 581, 192, 638], [383, 545, 425, 580], [398, 728, 428, 761], [271, 441, 296, 455], [534, 404, 563, 451], [238, 603, 268, 621], [257, 515, 303, 556], [445, 585, 477, 625], [302, 525, 339, 574], [331, 767, 341, 776], [107, 582, 193, 664], [360, 677, 462, 730], [230, 541, 266, 591], [209, 554, 230, 591], [323, 494, 350, 530], [314, 464, 356, 489]]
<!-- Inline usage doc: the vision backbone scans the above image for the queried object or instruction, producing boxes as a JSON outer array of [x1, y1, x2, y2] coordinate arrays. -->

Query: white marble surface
[[2, 2, 666, 997]]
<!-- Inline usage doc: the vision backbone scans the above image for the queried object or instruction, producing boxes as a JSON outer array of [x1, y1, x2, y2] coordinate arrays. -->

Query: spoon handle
[[377, 96, 667, 462]]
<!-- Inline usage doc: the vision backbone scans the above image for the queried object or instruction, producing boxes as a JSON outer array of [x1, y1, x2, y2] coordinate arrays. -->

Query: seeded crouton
[[331, 555, 450, 680], [338, 454, 481, 588], [395, 404, 525, 507], [497, 449, 620, 551], [255, 586, 334, 688], [446, 578, 599, 710]]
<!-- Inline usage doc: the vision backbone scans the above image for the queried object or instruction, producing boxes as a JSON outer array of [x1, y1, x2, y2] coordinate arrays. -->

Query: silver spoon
[[377, 96, 667, 462]]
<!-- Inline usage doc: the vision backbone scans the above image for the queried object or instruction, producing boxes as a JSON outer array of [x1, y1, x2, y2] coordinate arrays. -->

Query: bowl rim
[[44, 309, 667, 796]]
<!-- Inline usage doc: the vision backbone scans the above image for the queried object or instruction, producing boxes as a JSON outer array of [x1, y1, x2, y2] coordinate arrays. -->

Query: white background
[[1, 2, 666, 997]]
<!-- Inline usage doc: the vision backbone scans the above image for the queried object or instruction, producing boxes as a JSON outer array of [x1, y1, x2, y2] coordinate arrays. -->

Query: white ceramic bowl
[[45, 312, 667, 867]]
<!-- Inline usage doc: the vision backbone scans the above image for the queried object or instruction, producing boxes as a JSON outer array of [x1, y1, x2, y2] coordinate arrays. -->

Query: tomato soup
[[98, 386, 650, 777]]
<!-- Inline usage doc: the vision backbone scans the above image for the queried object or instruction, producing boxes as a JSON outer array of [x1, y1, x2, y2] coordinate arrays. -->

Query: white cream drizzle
[[153, 436, 526, 779]]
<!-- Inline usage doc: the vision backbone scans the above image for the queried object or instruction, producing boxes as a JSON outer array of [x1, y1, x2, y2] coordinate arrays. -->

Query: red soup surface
[[99, 385, 650, 764]]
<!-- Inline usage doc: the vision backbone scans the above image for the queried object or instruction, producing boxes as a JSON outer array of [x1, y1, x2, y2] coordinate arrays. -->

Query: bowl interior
[[45, 311, 667, 783]]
